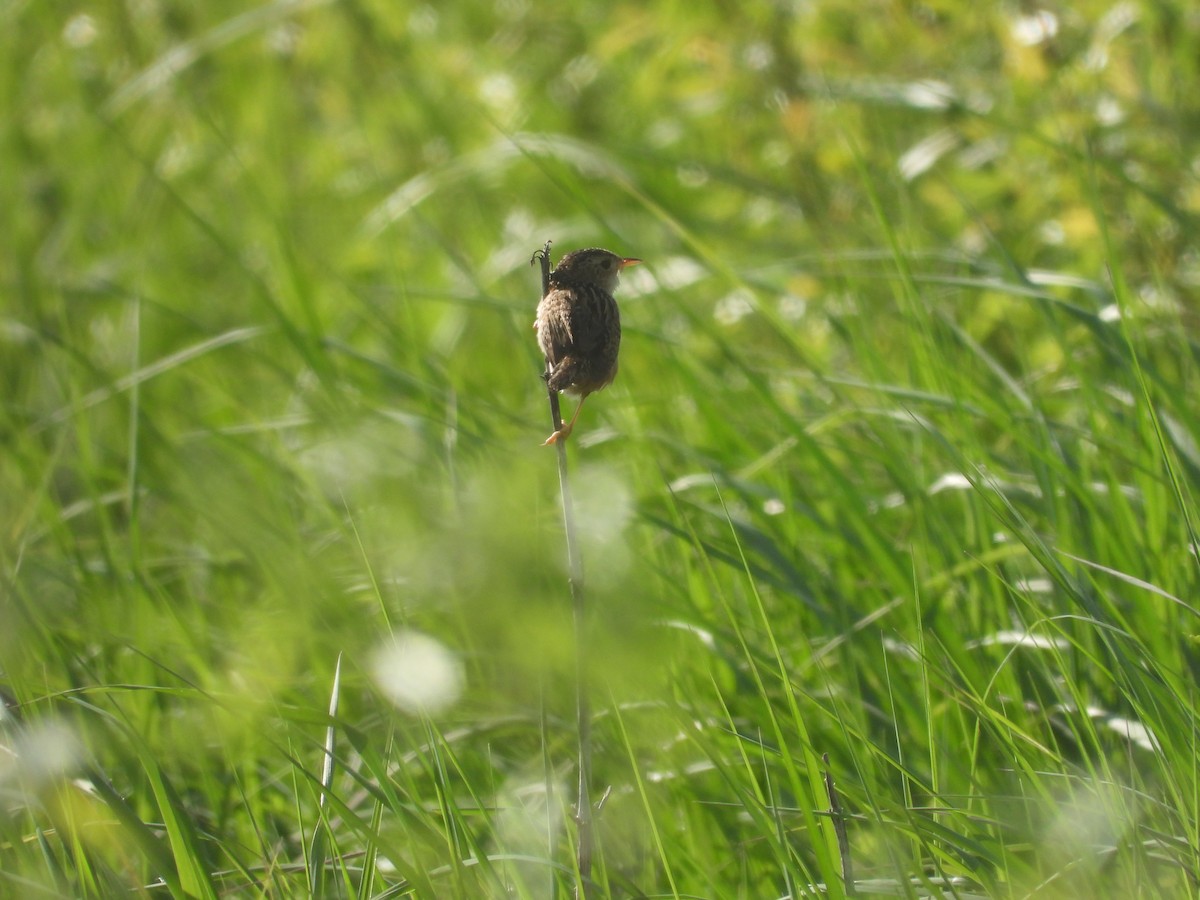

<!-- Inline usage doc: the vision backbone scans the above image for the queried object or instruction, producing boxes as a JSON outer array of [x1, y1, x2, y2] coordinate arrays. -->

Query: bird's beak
[[619, 258, 642, 269]]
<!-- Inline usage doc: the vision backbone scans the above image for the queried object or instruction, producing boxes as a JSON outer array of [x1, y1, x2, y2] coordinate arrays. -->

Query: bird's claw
[[542, 425, 572, 446]]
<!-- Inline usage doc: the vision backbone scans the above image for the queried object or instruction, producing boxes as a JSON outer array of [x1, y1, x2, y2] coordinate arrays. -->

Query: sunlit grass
[[3, 0, 1199, 897]]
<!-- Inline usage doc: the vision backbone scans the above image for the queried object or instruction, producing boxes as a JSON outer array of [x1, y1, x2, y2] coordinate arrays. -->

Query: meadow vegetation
[[3, 1, 1199, 897]]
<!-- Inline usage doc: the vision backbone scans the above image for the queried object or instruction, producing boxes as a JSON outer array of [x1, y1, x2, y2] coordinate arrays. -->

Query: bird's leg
[[543, 395, 588, 446]]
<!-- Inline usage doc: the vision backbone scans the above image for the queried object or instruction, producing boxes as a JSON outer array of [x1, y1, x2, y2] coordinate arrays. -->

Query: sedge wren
[[534, 247, 641, 445]]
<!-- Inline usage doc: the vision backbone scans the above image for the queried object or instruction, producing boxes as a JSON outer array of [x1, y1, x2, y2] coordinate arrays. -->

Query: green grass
[[3, 1, 1200, 897]]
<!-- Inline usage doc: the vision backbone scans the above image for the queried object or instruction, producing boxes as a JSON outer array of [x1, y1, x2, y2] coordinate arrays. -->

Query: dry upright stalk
[[533, 241, 593, 896], [823, 753, 856, 897]]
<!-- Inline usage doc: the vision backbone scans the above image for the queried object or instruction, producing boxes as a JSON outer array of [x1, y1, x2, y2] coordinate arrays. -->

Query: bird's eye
[[602, 259, 612, 269]]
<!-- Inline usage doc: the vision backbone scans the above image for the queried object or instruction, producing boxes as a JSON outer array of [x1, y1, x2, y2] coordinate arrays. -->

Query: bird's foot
[[542, 424, 573, 446]]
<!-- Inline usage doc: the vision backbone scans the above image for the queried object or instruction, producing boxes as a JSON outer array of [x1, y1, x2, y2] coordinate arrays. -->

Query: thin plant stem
[[823, 753, 856, 897], [533, 241, 593, 896]]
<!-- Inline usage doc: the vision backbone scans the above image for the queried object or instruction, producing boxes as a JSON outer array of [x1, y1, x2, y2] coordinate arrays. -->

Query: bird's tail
[[545, 357, 579, 393]]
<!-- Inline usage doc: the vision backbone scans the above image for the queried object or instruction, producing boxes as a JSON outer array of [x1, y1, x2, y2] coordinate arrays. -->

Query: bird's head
[[551, 248, 641, 294]]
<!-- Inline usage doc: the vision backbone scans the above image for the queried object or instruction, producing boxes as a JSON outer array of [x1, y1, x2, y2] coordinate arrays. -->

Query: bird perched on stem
[[535, 247, 641, 445]]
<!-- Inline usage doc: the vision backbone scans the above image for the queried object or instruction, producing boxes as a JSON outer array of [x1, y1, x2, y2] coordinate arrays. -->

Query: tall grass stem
[[534, 242, 593, 896]]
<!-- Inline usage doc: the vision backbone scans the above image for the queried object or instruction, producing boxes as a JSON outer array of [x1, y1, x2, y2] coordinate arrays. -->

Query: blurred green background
[[3, 0, 1200, 897]]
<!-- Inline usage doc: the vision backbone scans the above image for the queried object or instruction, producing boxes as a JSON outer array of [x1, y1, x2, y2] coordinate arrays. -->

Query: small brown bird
[[535, 247, 641, 445]]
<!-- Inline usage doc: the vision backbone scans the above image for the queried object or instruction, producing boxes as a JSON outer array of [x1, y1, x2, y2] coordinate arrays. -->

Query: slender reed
[[533, 242, 593, 896]]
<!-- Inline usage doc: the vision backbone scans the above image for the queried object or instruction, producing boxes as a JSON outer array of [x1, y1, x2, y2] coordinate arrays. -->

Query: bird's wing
[[569, 297, 603, 354], [560, 286, 609, 355]]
